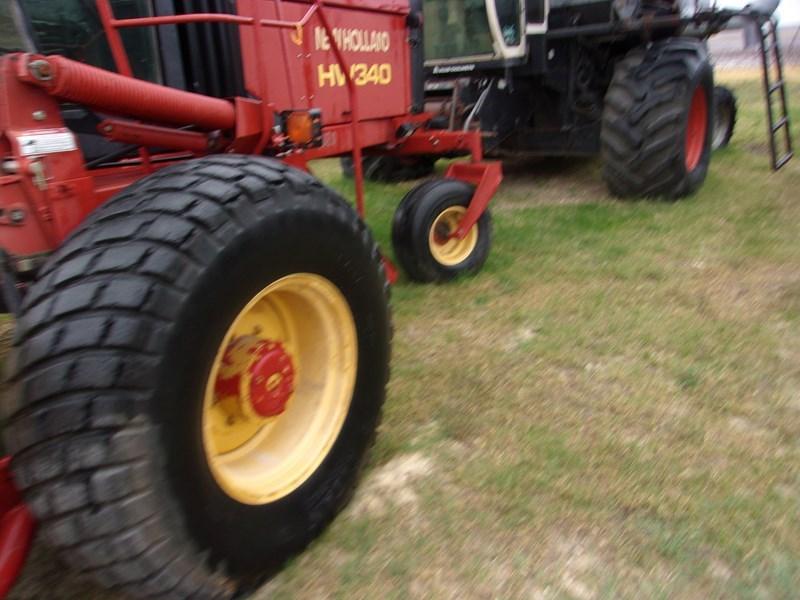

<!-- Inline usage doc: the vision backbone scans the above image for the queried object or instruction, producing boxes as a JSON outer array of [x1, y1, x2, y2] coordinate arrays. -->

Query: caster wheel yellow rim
[[428, 205, 479, 266]]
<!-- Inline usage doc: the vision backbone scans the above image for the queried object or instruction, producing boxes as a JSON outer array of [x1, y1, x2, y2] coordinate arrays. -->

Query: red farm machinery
[[0, 1, 501, 597]]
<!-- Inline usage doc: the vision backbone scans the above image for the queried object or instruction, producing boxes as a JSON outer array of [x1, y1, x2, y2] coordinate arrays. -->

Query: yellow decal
[[317, 63, 392, 88]]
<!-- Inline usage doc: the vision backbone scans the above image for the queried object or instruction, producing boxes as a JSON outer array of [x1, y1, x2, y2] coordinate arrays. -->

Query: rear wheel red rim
[[685, 85, 708, 172]]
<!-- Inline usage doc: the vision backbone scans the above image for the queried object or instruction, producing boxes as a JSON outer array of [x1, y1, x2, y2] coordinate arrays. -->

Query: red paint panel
[[239, 1, 411, 124]]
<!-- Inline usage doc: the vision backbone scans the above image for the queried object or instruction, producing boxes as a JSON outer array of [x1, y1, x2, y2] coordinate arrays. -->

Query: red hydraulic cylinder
[[17, 54, 236, 131]]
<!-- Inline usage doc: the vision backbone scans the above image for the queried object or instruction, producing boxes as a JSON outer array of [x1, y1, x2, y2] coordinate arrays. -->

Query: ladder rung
[[771, 116, 788, 133], [775, 152, 793, 170], [769, 80, 784, 94]]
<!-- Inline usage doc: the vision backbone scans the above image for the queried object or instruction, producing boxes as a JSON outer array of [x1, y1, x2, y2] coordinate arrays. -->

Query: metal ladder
[[758, 17, 793, 170]]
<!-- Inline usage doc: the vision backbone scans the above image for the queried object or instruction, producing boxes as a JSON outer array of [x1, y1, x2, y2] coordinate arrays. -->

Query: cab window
[[424, 0, 494, 61], [17, 0, 161, 82]]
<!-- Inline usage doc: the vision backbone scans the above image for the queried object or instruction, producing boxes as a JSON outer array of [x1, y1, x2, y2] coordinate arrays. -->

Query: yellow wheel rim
[[202, 273, 357, 505], [428, 205, 479, 266]]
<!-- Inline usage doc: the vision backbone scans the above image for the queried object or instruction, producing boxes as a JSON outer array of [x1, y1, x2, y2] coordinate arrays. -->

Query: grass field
[[8, 73, 800, 599]]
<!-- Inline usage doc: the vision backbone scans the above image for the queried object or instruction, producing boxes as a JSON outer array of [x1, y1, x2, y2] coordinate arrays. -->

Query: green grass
[[9, 74, 800, 599], [261, 74, 800, 600]]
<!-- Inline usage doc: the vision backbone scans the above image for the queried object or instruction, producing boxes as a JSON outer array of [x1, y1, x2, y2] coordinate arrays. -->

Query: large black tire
[[2, 156, 391, 598], [391, 179, 491, 283], [340, 155, 436, 182], [601, 38, 714, 199], [712, 85, 737, 150]]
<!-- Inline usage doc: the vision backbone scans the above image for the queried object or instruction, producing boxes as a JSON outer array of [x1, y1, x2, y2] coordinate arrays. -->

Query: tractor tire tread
[[4, 155, 389, 599], [601, 37, 713, 198]]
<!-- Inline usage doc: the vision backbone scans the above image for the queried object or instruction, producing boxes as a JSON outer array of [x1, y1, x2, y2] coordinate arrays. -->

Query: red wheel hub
[[247, 342, 295, 417], [685, 85, 708, 172], [214, 337, 296, 418]]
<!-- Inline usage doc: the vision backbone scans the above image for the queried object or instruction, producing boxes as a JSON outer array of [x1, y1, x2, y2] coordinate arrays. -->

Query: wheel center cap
[[248, 342, 295, 417], [215, 336, 296, 418]]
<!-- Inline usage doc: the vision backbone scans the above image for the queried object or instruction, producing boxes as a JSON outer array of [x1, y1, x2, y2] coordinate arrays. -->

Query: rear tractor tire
[[601, 37, 714, 199], [2, 156, 391, 598], [340, 155, 436, 182], [712, 85, 737, 150], [391, 179, 492, 283]]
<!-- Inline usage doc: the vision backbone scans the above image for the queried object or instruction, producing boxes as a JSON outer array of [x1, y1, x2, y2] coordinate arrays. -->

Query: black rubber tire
[[1, 155, 391, 598], [340, 155, 436, 182], [391, 179, 491, 283], [601, 38, 714, 199], [712, 85, 737, 150]]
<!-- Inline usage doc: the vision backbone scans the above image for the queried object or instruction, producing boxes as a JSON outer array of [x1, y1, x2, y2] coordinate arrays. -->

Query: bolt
[[226, 416, 235, 426], [103, 124, 113, 134], [32, 110, 47, 121], [28, 59, 53, 81]]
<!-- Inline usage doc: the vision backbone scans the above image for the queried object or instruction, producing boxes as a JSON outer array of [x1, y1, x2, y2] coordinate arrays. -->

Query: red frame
[[0, 0, 501, 262]]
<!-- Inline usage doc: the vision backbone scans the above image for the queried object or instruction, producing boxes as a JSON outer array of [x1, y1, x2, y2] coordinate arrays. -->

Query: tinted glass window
[[424, 0, 494, 61], [18, 0, 160, 82]]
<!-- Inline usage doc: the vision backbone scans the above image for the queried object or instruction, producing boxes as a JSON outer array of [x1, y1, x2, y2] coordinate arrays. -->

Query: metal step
[[768, 80, 784, 94], [775, 153, 793, 170], [772, 116, 789, 133]]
